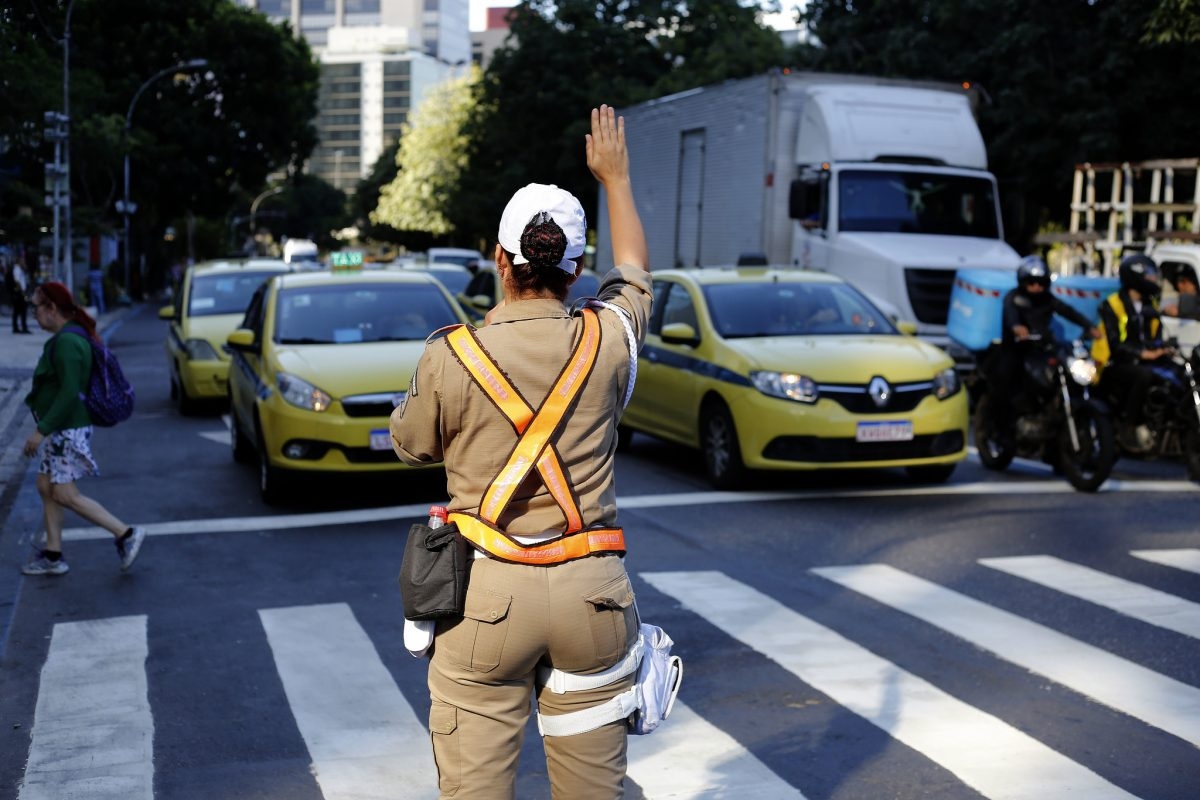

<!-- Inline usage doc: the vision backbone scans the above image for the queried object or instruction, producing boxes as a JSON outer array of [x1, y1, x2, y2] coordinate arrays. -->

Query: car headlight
[[933, 367, 961, 400], [183, 338, 220, 361], [277, 372, 332, 412], [750, 370, 818, 403], [1068, 357, 1098, 386]]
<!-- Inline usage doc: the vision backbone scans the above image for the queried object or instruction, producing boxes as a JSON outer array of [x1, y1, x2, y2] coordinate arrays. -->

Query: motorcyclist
[[986, 255, 1100, 440], [1093, 253, 1171, 442]]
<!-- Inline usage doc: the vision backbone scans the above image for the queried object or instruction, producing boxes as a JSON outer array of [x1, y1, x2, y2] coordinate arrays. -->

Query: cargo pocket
[[429, 700, 460, 795], [584, 573, 636, 668], [456, 590, 512, 672]]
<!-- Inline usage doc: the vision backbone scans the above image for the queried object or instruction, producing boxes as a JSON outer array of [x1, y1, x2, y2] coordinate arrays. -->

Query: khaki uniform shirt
[[391, 265, 652, 536]]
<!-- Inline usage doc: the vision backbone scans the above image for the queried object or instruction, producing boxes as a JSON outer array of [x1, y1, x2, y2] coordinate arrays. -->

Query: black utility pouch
[[399, 521, 470, 620]]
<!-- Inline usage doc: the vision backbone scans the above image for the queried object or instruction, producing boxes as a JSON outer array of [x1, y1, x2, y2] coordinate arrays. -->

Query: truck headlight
[[277, 373, 332, 412], [933, 367, 961, 400], [183, 338, 220, 361], [750, 371, 818, 403]]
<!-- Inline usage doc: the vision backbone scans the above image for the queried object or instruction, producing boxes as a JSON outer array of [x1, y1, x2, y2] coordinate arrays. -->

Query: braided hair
[[37, 280, 100, 342], [503, 212, 575, 298]]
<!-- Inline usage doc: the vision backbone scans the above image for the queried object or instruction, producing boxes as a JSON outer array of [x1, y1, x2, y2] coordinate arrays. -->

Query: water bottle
[[427, 505, 448, 529]]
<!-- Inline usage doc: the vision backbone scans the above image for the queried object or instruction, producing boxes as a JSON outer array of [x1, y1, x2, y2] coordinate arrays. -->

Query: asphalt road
[[1, 307, 1197, 799]]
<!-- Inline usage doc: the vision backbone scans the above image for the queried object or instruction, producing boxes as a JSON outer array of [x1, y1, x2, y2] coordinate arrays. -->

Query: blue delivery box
[[1050, 275, 1119, 342], [947, 269, 1017, 352]]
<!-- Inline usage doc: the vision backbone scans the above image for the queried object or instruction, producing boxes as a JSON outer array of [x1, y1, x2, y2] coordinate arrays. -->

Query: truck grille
[[904, 268, 957, 325]]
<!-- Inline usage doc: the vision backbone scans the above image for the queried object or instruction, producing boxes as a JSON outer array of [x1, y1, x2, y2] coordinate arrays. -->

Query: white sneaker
[[22, 554, 69, 576], [116, 527, 147, 571]]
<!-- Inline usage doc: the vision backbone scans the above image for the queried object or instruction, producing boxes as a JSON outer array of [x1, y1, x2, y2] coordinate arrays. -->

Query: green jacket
[[25, 327, 94, 434]]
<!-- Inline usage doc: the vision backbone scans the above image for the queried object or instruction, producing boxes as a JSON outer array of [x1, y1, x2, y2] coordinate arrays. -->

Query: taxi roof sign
[[331, 250, 364, 269]]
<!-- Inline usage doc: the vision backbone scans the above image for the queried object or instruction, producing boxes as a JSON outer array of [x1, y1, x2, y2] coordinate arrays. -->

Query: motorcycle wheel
[[1057, 407, 1116, 493], [973, 395, 1015, 471]]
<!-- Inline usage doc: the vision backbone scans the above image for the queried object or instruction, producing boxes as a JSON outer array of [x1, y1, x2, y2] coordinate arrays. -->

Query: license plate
[[369, 429, 392, 451], [855, 421, 913, 443]]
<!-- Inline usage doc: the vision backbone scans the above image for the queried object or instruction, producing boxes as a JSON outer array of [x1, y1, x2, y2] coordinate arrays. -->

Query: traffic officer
[[390, 104, 651, 799]]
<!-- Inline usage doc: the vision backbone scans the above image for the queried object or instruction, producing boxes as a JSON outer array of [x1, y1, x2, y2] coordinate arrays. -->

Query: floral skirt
[[38, 427, 99, 484]]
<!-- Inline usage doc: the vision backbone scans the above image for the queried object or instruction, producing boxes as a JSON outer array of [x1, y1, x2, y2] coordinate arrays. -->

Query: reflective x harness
[[443, 308, 626, 565]]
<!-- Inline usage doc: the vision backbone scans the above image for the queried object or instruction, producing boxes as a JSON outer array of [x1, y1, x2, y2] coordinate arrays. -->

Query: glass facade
[[315, 63, 362, 190]]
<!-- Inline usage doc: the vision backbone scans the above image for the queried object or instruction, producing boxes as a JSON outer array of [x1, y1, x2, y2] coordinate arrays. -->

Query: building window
[[382, 79, 410, 93], [320, 97, 360, 110], [324, 63, 361, 78], [324, 129, 359, 141], [383, 112, 408, 126], [423, 0, 438, 9], [328, 80, 361, 94], [256, 0, 290, 15], [321, 113, 361, 126], [345, 0, 380, 10], [301, 0, 334, 11], [383, 61, 411, 77]]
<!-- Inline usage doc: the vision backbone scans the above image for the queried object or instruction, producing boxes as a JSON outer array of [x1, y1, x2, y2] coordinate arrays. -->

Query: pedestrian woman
[[21, 281, 145, 576], [390, 104, 651, 799]]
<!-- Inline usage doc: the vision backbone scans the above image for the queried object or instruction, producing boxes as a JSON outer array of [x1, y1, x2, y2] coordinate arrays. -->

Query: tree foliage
[[372, 69, 478, 238], [0, 0, 320, 266], [795, 0, 1200, 250], [451, 0, 788, 248]]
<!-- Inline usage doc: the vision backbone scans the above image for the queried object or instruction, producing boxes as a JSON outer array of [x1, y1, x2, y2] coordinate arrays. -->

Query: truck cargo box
[[947, 269, 1016, 352], [1050, 275, 1119, 342]]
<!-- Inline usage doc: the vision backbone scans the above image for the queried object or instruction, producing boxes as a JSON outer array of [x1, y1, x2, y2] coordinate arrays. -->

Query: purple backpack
[[57, 326, 136, 427]]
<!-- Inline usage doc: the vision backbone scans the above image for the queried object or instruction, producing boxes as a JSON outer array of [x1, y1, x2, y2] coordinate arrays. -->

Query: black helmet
[[1016, 255, 1051, 289], [1118, 253, 1161, 298]]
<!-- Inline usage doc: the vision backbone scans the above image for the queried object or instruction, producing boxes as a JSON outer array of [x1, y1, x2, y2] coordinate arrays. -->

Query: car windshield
[[188, 271, 282, 317], [838, 170, 1000, 238], [704, 281, 897, 338], [274, 282, 461, 344]]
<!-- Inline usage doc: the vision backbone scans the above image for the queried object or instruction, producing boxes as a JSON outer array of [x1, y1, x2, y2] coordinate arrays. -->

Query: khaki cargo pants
[[427, 553, 638, 799]]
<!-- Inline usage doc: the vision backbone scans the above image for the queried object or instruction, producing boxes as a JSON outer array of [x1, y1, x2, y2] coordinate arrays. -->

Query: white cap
[[497, 183, 586, 273]]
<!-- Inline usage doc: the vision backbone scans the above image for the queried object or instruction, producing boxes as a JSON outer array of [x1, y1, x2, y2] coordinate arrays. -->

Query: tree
[[0, 0, 320, 272], [372, 69, 478, 239], [451, 0, 788, 248]]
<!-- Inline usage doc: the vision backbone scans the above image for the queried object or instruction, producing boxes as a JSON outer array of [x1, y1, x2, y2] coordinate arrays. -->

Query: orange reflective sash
[[445, 309, 622, 564], [448, 513, 625, 566]]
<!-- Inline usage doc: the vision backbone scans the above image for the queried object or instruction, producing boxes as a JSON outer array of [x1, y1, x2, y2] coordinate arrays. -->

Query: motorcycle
[[1101, 340, 1200, 481], [973, 335, 1116, 492]]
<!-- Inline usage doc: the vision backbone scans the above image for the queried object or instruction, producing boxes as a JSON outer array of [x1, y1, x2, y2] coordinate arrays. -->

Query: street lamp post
[[62, 0, 78, 295], [120, 58, 208, 298], [249, 186, 284, 255]]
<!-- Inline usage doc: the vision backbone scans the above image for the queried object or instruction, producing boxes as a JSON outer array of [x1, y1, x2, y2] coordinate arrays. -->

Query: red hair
[[37, 281, 99, 342]]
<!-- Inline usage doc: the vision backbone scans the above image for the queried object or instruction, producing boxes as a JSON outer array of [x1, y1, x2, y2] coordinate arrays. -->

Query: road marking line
[[259, 603, 437, 799], [1130, 548, 1200, 576], [59, 481, 1200, 542], [813, 563, 1200, 747], [19, 616, 153, 800], [627, 701, 805, 798], [642, 571, 1134, 800], [980, 554, 1200, 639]]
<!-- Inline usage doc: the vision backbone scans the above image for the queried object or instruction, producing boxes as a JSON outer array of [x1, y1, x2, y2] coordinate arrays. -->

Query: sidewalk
[[0, 305, 134, 505]]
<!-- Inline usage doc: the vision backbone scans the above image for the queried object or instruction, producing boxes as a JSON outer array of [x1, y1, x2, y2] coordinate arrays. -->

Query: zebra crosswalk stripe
[[642, 570, 1135, 800], [259, 603, 438, 799], [627, 701, 807, 798], [1130, 547, 1200, 576], [18, 615, 154, 800], [813, 563, 1200, 747], [979, 554, 1200, 639]]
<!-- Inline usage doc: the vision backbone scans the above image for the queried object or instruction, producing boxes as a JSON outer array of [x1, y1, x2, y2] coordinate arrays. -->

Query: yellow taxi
[[619, 268, 968, 488], [159, 258, 291, 413], [226, 268, 471, 503]]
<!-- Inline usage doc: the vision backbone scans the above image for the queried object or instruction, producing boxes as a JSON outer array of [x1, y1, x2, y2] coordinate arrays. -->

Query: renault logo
[[868, 376, 891, 408]]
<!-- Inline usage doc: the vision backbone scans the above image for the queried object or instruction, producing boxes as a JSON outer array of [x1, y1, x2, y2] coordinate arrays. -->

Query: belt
[[449, 513, 625, 566]]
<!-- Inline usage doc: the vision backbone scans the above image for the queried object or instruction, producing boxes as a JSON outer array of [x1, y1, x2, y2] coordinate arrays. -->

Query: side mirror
[[158, 305, 176, 321], [226, 328, 257, 353], [661, 321, 700, 346], [895, 319, 918, 336]]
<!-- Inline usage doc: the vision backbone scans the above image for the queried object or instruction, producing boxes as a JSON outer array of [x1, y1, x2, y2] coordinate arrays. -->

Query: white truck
[[595, 69, 1021, 356]]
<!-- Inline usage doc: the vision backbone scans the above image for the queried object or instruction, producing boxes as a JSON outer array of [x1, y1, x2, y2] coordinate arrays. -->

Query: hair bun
[[520, 212, 567, 270]]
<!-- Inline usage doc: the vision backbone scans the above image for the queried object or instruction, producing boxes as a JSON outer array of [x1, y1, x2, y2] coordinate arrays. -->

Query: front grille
[[341, 391, 404, 418], [904, 268, 957, 325], [821, 385, 931, 414], [762, 430, 964, 462]]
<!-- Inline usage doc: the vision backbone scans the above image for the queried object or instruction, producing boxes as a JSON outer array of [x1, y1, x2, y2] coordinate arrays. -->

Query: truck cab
[[786, 84, 1020, 354]]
